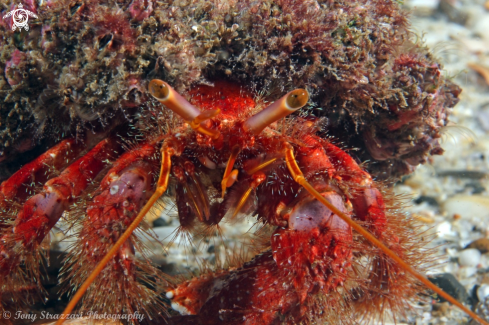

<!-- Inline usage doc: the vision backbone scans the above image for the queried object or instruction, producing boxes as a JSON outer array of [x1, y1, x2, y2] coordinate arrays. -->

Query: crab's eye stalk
[[148, 79, 201, 122], [243, 88, 309, 135], [286, 89, 309, 109], [149, 79, 170, 100]]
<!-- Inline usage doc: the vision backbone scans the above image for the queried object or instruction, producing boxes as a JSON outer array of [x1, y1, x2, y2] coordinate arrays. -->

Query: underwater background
[[397, 0, 489, 324], [0, 0, 489, 323]]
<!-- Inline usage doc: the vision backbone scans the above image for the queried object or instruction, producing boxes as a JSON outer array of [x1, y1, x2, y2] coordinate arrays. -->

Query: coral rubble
[[0, 0, 460, 179]]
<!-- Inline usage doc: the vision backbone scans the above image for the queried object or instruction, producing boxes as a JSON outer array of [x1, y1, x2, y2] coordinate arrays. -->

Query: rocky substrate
[[392, 0, 489, 323]]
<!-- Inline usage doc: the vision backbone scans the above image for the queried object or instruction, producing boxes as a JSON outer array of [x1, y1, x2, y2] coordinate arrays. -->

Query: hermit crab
[[0, 79, 486, 325]]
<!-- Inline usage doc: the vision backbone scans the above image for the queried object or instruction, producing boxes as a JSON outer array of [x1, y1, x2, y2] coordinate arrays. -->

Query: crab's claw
[[273, 190, 353, 303], [165, 187, 355, 325]]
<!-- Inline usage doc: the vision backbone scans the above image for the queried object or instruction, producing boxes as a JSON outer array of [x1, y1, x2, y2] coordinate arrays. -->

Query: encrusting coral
[[0, 0, 461, 179]]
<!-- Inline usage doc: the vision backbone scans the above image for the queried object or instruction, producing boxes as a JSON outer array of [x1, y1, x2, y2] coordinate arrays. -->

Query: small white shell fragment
[[422, 311, 432, 321], [459, 266, 477, 278], [477, 284, 489, 302], [458, 248, 481, 267], [436, 221, 456, 237]]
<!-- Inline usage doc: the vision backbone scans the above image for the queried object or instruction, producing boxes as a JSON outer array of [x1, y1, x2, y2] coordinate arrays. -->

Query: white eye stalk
[[148, 79, 201, 121], [243, 88, 309, 135], [149, 79, 221, 139]]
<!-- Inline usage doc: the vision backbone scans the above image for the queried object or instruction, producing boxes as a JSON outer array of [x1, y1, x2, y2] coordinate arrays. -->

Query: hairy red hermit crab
[[0, 78, 486, 325]]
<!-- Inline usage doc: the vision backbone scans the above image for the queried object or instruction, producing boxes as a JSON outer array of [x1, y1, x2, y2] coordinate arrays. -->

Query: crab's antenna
[[283, 143, 489, 325]]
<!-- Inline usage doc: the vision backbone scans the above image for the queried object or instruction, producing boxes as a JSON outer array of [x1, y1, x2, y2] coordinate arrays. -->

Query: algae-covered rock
[[0, 0, 460, 179]]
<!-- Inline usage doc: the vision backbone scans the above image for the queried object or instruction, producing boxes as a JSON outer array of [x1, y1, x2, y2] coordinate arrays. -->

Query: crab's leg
[[165, 175, 354, 325], [231, 172, 266, 219], [173, 160, 212, 225], [56, 137, 179, 325], [0, 139, 79, 208], [164, 140, 349, 324], [319, 138, 422, 314], [221, 144, 240, 198], [4, 140, 117, 244], [173, 165, 200, 229], [0, 139, 77, 312], [284, 144, 489, 325], [184, 161, 211, 221], [0, 138, 120, 311], [170, 138, 488, 325], [319, 138, 388, 235], [59, 141, 171, 318], [315, 137, 426, 317]]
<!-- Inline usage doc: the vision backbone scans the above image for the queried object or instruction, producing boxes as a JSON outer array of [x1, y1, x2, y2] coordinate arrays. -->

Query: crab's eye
[[243, 88, 309, 135], [148, 79, 201, 121], [148, 79, 170, 100], [286, 89, 309, 109]]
